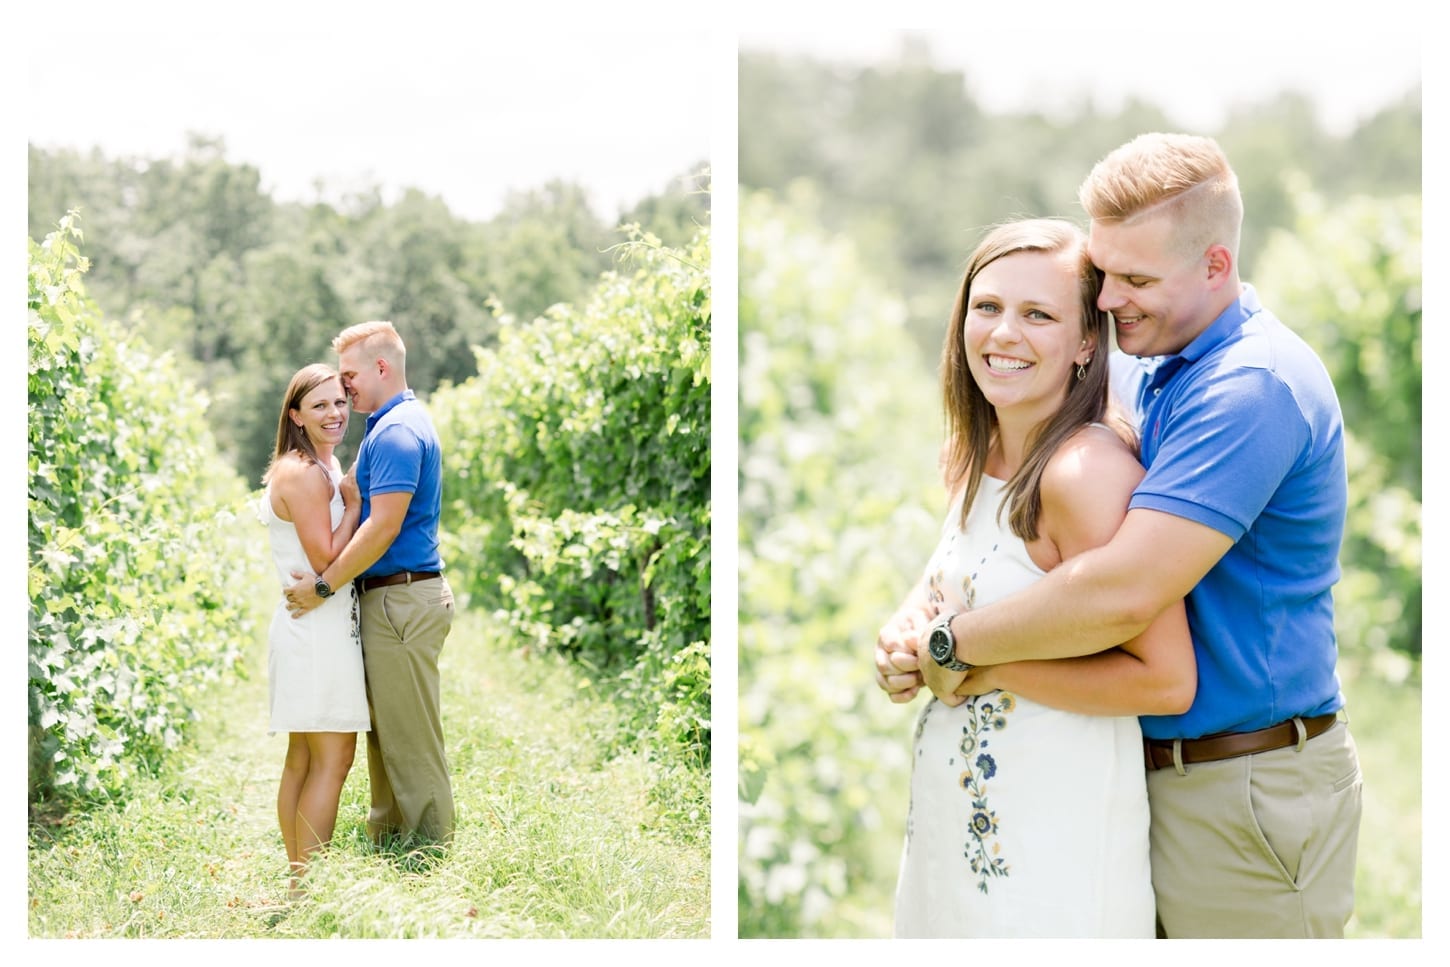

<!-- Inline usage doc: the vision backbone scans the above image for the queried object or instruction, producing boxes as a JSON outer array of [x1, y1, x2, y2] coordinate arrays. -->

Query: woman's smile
[[984, 354, 1034, 374]]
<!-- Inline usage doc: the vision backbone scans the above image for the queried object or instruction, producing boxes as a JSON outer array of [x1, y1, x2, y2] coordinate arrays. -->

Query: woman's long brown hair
[[261, 363, 342, 486], [940, 218, 1133, 540]]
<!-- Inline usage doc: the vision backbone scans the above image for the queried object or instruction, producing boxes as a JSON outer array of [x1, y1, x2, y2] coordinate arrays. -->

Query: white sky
[[740, 28, 1423, 138], [26, 13, 713, 224], [22, 7, 1427, 227]]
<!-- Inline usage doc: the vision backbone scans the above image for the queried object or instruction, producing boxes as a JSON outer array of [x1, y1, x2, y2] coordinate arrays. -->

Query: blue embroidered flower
[[953, 692, 1017, 892]]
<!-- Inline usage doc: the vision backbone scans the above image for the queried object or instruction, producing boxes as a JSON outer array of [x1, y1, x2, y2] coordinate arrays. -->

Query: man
[[286, 320, 456, 846], [876, 133, 1362, 938]]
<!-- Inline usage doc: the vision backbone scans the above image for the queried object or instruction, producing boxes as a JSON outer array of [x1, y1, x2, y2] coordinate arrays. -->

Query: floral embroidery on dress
[[957, 691, 1016, 892], [349, 588, 362, 647], [911, 504, 1010, 891], [926, 567, 947, 608], [928, 542, 996, 611]]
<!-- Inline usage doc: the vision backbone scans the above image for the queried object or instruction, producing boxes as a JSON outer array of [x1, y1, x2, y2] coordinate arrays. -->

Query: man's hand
[[284, 570, 323, 619], [920, 648, 969, 707], [875, 606, 930, 703]]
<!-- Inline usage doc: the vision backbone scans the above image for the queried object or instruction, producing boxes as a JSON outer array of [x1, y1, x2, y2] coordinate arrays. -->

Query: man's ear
[[1205, 243, 1234, 290]]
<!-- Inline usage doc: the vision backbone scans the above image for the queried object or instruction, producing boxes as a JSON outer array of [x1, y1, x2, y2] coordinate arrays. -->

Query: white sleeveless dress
[[894, 475, 1154, 937], [258, 464, 370, 735]]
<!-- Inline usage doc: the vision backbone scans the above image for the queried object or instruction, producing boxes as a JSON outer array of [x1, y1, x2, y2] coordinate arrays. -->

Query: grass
[[1340, 659, 1422, 938], [27, 608, 709, 939]]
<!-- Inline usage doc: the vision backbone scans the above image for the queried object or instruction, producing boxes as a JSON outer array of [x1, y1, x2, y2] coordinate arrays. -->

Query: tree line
[[739, 45, 1421, 364], [28, 134, 708, 482]]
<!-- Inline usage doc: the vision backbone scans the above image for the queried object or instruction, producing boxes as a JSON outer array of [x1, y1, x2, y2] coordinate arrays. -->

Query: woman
[[884, 219, 1195, 937], [258, 363, 370, 898]]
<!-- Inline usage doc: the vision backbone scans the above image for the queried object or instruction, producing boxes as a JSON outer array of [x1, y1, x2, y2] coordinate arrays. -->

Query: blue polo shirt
[[355, 389, 444, 579], [1111, 285, 1347, 739]]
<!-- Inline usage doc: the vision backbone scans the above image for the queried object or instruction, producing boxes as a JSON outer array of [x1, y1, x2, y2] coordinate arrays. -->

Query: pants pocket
[[378, 589, 407, 641], [1244, 755, 1310, 888]]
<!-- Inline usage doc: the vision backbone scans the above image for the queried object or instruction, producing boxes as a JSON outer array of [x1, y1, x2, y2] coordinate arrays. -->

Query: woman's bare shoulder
[[1039, 425, 1145, 552], [270, 452, 328, 497], [1044, 424, 1142, 493]]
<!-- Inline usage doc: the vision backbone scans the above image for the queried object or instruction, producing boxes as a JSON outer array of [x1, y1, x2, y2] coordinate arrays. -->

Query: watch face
[[929, 625, 952, 664]]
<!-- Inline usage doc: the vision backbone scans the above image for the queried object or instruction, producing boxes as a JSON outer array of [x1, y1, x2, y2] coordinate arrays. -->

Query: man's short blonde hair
[[333, 320, 406, 363], [1078, 132, 1243, 262]]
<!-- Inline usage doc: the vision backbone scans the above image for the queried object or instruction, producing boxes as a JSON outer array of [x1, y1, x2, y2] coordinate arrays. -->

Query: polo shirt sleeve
[[364, 423, 424, 497], [1130, 365, 1310, 543]]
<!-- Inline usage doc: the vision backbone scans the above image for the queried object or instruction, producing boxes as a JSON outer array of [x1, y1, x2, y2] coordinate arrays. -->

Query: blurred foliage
[[737, 44, 1420, 938], [432, 222, 711, 772], [28, 213, 262, 808], [28, 136, 709, 482], [737, 188, 942, 936], [738, 46, 1421, 365]]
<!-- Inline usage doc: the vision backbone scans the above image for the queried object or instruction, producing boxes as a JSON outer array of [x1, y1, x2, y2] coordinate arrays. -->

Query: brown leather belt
[[1144, 712, 1339, 772], [358, 571, 440, 593]]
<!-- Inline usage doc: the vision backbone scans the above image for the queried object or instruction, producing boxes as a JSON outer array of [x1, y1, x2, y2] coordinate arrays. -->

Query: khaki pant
[[359, 575, 455, 845], [1147, 719, 1362, 938]]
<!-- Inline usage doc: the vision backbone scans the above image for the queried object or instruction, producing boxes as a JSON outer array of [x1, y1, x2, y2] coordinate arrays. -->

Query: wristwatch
[[314, 578, 334, 599], [927, 611, 973, 672]]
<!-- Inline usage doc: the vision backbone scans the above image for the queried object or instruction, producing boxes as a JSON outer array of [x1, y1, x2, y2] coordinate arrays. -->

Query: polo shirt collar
[[364, 389, 415, 432], [1174, 283, 1261, 365]]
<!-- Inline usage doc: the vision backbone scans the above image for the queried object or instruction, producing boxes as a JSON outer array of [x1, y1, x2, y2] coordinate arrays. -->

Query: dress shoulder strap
[[257, 483, 277, 524]]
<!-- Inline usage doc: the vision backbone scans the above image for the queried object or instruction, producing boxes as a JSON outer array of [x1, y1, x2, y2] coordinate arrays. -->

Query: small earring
[[1076, 362, 1087, 381]]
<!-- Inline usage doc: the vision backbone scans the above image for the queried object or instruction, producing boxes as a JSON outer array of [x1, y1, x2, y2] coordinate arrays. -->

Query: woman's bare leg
[[278, 733, 310, 893], [293, 731, 358, 892]]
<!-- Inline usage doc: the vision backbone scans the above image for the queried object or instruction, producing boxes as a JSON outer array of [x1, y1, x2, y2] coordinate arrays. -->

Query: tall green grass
[[27, 609, 708, 938], [1341, 661, 1422, 938]]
